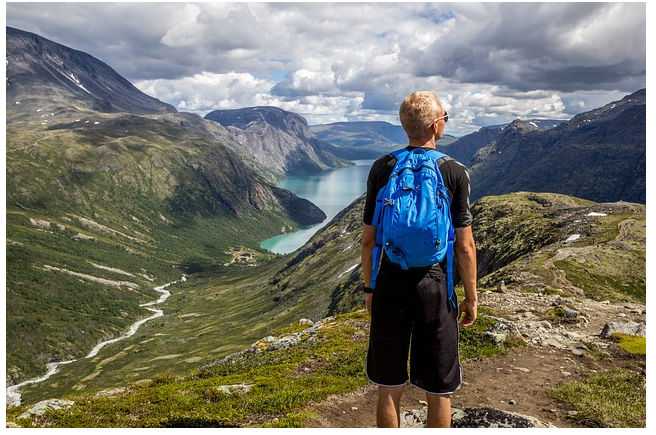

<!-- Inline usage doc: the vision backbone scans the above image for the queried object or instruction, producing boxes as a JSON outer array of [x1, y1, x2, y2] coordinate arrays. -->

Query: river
[[7, 161, 373, 406], [260, 159, 374, 254], [6, 278, 181, 407]]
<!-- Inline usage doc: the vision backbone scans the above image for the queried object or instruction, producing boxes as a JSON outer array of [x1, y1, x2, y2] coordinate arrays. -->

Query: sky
[[4, 1, 648, 136]]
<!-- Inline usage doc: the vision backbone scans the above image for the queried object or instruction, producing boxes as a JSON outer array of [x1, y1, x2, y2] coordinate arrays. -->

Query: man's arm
[[361, 224, 376, 314], [454, 225, 477, 327]]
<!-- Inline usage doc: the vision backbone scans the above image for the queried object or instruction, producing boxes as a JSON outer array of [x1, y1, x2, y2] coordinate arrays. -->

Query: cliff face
[[465, 90, 646, 204], [205, 106, 352, 179]]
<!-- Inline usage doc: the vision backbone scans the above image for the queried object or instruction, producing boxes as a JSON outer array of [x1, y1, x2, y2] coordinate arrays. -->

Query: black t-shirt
[[363, 147, 473, 228]]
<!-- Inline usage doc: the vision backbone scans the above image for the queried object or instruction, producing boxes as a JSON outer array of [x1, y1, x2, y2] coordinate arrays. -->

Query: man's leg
[[425, 393, 452, 428], [376, 385, 405, 428]]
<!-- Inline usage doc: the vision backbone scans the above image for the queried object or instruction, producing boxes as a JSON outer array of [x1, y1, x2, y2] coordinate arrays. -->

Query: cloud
[[415, 3, 646, 92], [5, 2, 646, 135], [134, 72, 276, 114]]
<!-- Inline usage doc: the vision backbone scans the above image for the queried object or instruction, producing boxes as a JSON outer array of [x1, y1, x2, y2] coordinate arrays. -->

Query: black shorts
[[366, 260, 462, 394]]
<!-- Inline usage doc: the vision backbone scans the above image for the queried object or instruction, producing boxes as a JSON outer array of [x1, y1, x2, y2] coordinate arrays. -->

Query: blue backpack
[[370, 148, 456, 306]]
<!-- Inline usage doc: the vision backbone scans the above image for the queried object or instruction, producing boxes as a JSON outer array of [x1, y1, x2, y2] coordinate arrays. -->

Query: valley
[[7, 191, 647, 427], [4, 26, 646, 427]]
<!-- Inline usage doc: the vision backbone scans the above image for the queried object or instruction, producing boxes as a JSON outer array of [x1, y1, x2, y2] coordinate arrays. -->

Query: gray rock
[[484, 331, 508, 345], [399, 407, 555, 428], [559, 306, 580, 318], [452, 407, 555, 428], [18, 398, 75, 420], [600, 321, 646, 339]]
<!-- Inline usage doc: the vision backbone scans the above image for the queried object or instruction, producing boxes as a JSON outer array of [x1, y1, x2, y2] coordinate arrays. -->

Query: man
[[361, 91, 478, 428]]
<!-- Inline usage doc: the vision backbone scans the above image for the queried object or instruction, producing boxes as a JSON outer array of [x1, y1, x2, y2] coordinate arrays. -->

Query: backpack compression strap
[[446, 225, 456, 308], [426, 150, 457, 308], [369, 149, 410, 289]]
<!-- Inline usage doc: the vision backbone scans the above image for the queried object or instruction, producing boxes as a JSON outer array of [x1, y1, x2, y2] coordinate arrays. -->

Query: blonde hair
[[399, 91, 442, 139]]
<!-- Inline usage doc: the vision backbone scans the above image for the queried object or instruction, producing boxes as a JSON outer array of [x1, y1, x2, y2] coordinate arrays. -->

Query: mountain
[[438, 119, 564, 167], [259, 190, 646, 323], [5, 25, 647, 414], [8, 191, 646, 427], [205, 107, 352, 179], [465, 90, 646, 203], [6, 27, 176, 124], [311, 121, 408, 147], [5, 27, 328, 385], [311, 120, 458, 156]]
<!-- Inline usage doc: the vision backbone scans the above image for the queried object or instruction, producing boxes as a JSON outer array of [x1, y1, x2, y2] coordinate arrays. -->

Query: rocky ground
[[10, 286, 646, 428], [303, 288, 647, 428]]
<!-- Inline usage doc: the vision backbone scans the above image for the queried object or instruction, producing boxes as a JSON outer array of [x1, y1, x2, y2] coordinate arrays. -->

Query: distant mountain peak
[[6, 26, 175, 123], [205, 106, 350, 177], [504, 119, 539, 133], [468, 90, 646, 204]]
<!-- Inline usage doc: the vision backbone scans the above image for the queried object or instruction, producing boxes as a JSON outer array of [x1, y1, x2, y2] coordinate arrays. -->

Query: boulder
[[600, 322, 646, 339]]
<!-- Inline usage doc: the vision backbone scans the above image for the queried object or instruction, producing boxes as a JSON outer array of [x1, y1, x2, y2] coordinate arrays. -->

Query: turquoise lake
[[261, 159, 374, 254]]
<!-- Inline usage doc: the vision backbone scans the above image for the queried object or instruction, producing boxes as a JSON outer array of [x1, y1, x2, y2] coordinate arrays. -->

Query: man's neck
[[408, 137, 436, 149]]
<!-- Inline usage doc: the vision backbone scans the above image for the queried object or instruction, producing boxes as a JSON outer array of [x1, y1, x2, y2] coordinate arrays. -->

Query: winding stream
[[6, 279, 180, 407]]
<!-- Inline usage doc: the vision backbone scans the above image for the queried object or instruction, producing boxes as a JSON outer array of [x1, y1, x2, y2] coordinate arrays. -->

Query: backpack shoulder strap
[[426, 148, 448, 162], [390, 148, 410, 166], [426, 149, 457, 307]]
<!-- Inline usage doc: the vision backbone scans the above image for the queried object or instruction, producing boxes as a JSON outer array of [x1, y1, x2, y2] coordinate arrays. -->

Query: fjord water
[[261, 160, 374, 254]]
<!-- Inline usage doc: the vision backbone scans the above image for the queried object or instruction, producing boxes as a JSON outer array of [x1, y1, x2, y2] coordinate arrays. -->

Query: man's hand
[[458, 297, 477, 328], [366, 292, 373, 314], [454, 226, 477, 327]]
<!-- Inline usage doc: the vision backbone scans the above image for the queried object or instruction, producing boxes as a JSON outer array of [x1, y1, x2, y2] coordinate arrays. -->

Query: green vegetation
[[611, 334, 646, 355], [474, 192, 646, 304], [458, 308, 520, 360], [5, 115, 321, 385], [552, 368, 646, 427], [6, 310, 516, 428], [5, 129, 646, 430]]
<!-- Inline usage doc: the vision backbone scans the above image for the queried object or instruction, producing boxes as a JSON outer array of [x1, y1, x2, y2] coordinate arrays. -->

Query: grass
[[552, 368, 646, 428], [5, 182, 646, 427], [611, 334, 646, 355], [5, 116, 323, 385], [475, 194, 646, 305], [7, 308, 518, 428]]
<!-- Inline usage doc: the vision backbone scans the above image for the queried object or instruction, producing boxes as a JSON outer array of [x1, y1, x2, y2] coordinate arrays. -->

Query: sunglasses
[[432, 111, 449, 125]]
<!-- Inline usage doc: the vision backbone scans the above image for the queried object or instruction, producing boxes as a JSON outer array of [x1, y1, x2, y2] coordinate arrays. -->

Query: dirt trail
[[304, 287, 646, 428]]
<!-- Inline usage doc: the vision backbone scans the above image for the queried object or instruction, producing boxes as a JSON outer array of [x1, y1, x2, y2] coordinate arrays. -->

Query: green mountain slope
[[7, 191, 646, 427], [12, 190, 645, 408], [5, 110, 327, 385], [473, 192, 645, 303]]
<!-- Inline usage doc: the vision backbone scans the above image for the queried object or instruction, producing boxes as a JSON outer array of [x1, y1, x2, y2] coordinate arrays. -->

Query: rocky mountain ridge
[[465, 90, 646, 203], [205, 106, 352, 180], [304, 287, 645, 428], [6, 27, 176, 125], [265, 191, 645, 325]]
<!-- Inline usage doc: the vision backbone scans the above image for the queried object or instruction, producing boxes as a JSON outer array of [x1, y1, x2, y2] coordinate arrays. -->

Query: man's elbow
[[361, 224, 377, 250], [454, 227, 476, 257]]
